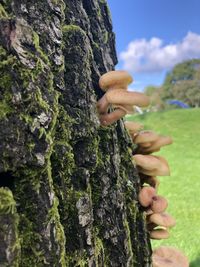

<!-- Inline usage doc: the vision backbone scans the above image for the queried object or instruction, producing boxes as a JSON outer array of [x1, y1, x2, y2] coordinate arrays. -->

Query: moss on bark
[[0, 0, 152, 266]]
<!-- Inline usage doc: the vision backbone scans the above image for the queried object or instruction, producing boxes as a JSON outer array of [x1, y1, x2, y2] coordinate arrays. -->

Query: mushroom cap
[[150, 229, 170, 240], [124, 121, 144, 134], [99, 108, 126, 126], [133, 154, 160, 171], [138, 186, 156, 207], [152, 246, 189, 267], [99, 70, 133, 91], [134, 130, 159, 144], [105, 89, 150, 107], [133, 155, 170, 176], [151, 195, 168, 213], [140, 136, 173, 154], [148, 213, 176, 228]]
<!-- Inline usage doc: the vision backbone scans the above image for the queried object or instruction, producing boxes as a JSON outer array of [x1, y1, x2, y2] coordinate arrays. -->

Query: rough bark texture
[[0, 1, 152, 266]]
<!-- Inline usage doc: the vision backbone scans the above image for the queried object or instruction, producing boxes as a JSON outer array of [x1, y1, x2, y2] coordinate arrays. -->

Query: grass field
[[127, 108, 200, 266]]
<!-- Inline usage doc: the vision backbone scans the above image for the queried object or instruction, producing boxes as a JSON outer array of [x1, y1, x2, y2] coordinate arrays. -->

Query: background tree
[[0, 1, 151, 266], [161, 59, 200, 105]]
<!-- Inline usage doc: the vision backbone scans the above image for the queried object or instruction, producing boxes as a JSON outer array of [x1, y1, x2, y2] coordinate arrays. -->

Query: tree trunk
[[0, 1, 152, 266]]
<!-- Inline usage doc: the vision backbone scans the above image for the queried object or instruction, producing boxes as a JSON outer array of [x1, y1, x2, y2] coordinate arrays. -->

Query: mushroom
[[97, 70, 150, 126], [152, 246, 189, 267], [124, 121, 144, 135], [150, 229, 170, 240], [151, 195, 168, 213], [132, 154, 170, 176], [148, 212, 176, 228], [97, 70, 133, 114], [138, 186, 156, 207], [133, 130, 159, 148], [99, 108, 126, 126], [138, 135, 173, 154], [99, 70, 133, 91], [138, 187, 168, 213], [98, 90, 150, 125]]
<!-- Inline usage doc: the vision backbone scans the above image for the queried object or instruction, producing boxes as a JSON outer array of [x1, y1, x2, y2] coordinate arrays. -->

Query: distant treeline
[[145, 59, 200, 109]]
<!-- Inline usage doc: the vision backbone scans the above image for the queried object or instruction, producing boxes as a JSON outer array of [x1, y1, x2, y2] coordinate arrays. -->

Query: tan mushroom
[[132, 154, 170, 176], [151, 195, 168, 213], [139, 135, 173, 154], [105, 89, 150, 107], [98, 90, 150, 124], [150, 229, 170, 240], [148, 212, 176, 228], [99, 108, 126, 126], [133, 130, 159, 147], [138, 186, 156, 207], [99, 70, 133, 91], [97, 71, 150, 125], [124, 121, 144, 135], [152, 246, 189, 267], [97, 71, 133, 114]]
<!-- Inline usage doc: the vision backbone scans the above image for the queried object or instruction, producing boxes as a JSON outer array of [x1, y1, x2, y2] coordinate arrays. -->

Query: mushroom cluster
[[97, 71, 189, 266], [129, 127, 175, 240], [97, 71, 150, 126]]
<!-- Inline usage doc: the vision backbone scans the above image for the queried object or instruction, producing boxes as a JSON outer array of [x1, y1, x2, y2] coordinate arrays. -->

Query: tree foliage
[[161, 59, 200, 107]]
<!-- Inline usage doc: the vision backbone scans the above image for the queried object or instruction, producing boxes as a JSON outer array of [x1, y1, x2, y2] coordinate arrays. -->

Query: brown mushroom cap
[[105, 89, 150, 107], [151, 195, 168, 213], [140, 136, 173, 154], [150, 229, 170, 240], [132, 154, 162, 171], [133, 155, 170, 176], [138, 186, 156, 207], [152, 246, 189, 267], [124, 121, 144, 134], [148, 213, 176, 228], [99, 70, 133, 91], [99, 108, 126, 126], [133, 130, 159, 144]]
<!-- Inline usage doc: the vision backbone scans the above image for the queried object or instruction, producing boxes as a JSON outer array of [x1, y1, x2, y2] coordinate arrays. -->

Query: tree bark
[[0, 1, 152, 266]]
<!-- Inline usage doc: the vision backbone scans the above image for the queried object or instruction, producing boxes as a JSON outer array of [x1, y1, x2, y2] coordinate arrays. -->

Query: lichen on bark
[[0, 0, 152, 266]]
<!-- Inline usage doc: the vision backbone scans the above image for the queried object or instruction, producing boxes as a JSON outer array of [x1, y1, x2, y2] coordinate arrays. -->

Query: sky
[[107, 0, 200, 91]]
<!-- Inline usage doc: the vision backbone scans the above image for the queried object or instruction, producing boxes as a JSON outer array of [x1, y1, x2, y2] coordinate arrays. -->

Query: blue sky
[[107, 0, 200, 91]]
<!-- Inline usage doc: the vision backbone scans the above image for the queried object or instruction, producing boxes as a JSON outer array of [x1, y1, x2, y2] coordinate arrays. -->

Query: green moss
[[0, 188, 21, 267], [62, 24, 86, 36], [0, 3, 8, 18], [0, 100, 13, 119], [48, 194, 66, 266], [33, 32, 49, 65], [0, 188, 16, 214], [123, 218, 134, 263], [94, 233, 105, 266], [66, 250, 88, 267]]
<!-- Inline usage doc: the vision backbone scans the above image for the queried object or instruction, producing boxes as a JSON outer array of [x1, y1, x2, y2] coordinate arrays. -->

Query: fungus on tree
[[152, 246, 189, 267], [148, 212, 176, 228], [150, 229, 170, 240], [97, 70, 150, 126], [138, 135, 173, 154], [124, 121, 144, 135], [132, 154, 170, 176]]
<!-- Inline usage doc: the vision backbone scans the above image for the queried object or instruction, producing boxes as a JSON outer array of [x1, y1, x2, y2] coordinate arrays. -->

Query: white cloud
[[119, 32, 200, 73]]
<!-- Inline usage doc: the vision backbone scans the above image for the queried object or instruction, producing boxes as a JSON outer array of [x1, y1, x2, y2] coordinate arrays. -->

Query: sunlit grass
[[127, 108, 200, 266]]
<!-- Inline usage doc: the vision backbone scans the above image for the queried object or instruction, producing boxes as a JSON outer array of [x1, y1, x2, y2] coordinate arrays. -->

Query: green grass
[[127, 108, 200, 266]]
